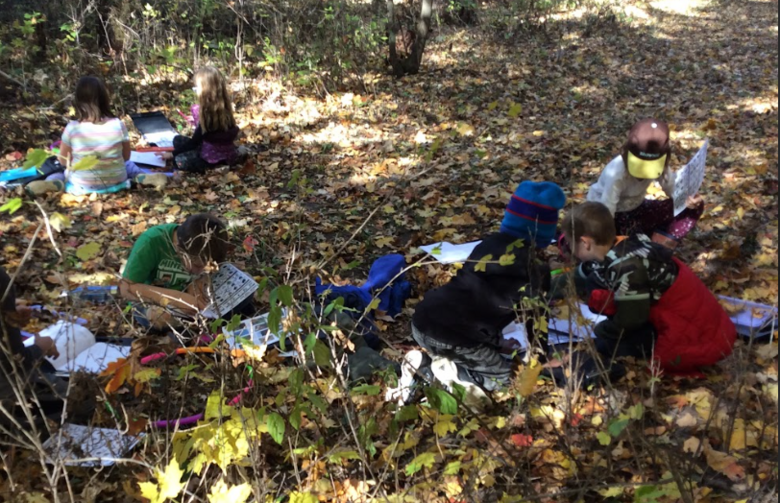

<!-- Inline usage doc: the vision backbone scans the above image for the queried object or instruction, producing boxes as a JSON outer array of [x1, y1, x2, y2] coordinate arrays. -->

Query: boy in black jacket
[[393, 181, 566, 402]]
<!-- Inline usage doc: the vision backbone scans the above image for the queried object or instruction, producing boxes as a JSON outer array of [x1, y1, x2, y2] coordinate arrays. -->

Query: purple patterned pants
[[615, 199, 704, 241]]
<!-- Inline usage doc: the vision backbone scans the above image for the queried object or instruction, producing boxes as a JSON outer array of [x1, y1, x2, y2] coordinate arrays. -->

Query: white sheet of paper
[[42, 424, 142, 467], [200, 264, 259, 319], [60, 343, 130, 375], [23, 321, 96, 371], [420, 241, 482, 264], [129, 151, 166, 167], [23, 324, 128, 375], [142, 130, 177, 148], [673, 140, 708, 216], [502, 303, 608, 349], [549, 303, 608, 340]]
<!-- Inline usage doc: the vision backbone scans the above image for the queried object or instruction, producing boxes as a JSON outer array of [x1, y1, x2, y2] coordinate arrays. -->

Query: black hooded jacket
[[412, 232, 551, 347]]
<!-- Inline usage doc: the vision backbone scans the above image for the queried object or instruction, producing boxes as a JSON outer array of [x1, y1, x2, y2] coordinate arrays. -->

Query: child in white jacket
[[587, 118, 703, 250]]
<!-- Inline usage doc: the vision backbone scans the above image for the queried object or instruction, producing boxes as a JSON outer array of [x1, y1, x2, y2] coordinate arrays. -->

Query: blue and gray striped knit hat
[[500, 181, 566, 248]]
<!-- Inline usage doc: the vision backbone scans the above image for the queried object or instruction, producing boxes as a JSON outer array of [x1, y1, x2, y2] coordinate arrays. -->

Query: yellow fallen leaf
[[49, 212, 72, 233], [207, 479, 252, 503], [376, 236, 395, 248], [517, 359, 543, 398], [75, 242, 101, 261], [457, 122, 475, 136], [139, 460, 185, 503]]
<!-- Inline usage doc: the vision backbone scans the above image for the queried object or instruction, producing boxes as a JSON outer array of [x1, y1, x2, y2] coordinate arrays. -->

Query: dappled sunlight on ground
[[649, 0, 713, 15]]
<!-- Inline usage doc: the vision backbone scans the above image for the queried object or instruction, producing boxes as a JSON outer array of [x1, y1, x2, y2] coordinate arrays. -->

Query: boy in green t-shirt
[[120, 213, 230, 330]]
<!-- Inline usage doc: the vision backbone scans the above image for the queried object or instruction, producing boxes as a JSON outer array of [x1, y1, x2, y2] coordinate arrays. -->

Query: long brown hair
[[195, 67, 236, 133], [74, 76, 114, 123]]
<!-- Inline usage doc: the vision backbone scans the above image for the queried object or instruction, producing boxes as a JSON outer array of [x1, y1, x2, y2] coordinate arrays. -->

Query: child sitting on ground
[[159, 67, 239, 173], [120, 213, 248, 332], [0, 266, 93, 430], [560, 202, 736, 383], [586, 118, 704, 250], [390, 181, 566, 404], [26, 76, 167, 196]]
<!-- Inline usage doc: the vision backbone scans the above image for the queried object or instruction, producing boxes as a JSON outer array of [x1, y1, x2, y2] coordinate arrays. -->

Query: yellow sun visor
[[627, 152, 667, 179]]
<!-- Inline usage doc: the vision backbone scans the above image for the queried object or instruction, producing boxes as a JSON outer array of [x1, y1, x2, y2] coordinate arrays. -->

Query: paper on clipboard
[[42, 424, 143, 467], [141, 131, 177, 148], [200, 264, 259, 319], [130, 112, 178, 148], [673, 140, 708, 216], [718, 295, 778, 338], [223, 311, 281, 348]]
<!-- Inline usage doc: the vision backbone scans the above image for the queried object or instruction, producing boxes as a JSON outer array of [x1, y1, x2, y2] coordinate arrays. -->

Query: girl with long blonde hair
[[163, 66, 239, 173]]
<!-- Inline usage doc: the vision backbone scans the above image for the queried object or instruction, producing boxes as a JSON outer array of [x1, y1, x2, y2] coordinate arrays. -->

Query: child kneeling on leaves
[[559, 202, 736, 385], [120, 213, 252, 333], [0, 266, 94, 431], [586, 118, 704, 250], [391, 181, 566, 404]]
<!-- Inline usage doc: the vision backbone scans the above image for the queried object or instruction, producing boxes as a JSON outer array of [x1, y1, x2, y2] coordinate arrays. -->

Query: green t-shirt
[[122, 224, 193, 292]]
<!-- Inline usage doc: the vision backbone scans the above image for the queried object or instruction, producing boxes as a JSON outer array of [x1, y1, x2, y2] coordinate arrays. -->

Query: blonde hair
[[195, 67, 236, 133]]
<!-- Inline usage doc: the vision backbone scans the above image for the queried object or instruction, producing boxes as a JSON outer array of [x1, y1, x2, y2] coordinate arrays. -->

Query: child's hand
[[34, 335, 59, 358], [686, 194, 703, 209], [156, 152, 174, 161]]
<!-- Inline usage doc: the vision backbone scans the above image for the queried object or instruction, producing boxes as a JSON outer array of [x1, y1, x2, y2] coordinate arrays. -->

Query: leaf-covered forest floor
[[0, 0, 777, 502]]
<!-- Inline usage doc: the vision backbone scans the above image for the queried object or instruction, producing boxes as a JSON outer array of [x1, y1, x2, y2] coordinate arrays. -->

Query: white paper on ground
[[23, 322, 128, 375], [548, 303, 608, 340], [60, 343, 130, 375], [42, 424, 142, 467], [37, 321, 95, 371], [129, 151, 166, 167], [200, 264, 259, 319], [419, 241, 482, 264], [673, 140, 708, 216]]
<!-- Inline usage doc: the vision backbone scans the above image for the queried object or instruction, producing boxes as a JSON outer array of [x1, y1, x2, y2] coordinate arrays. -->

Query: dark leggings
[[173, 136, 216, 174], [615, 198, 704, 241]]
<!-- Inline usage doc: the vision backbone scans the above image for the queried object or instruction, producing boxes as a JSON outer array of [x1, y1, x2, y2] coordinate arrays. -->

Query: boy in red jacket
[[561, 202, 736, 378]]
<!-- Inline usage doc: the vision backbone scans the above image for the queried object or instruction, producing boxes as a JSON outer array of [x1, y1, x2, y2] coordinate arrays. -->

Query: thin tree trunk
[[386, 0, 403, 77], [413, 0, 433, 70], [387, 0, 434, 77]]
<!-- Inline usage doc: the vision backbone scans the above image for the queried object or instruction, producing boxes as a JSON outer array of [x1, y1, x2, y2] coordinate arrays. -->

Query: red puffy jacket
[[588, 257, 737, 375]]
